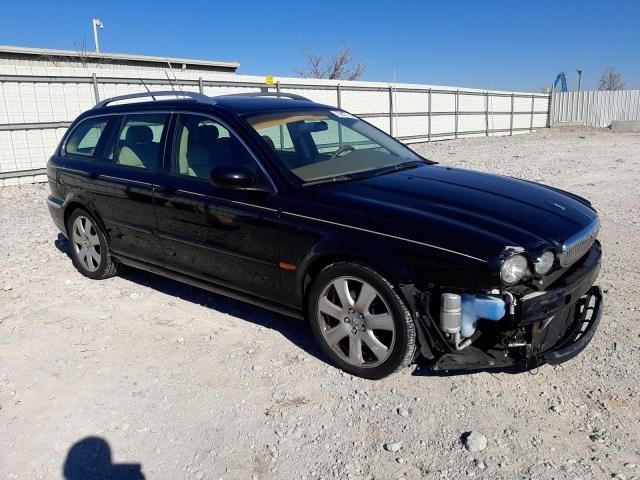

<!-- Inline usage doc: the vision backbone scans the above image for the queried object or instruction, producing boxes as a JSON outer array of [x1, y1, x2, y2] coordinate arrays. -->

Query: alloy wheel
[[71, 215, 102, 272], [317, 276, 396, 368]]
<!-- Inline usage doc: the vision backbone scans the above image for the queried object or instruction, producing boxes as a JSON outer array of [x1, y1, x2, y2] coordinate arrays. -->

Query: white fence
[[550, 89, 640, 128], [0, 70, 550, 185]]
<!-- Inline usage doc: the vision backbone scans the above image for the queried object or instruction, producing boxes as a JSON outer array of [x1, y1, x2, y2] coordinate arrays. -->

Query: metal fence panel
[[551, 89, 640, 128], [0, 72, 549, 183]]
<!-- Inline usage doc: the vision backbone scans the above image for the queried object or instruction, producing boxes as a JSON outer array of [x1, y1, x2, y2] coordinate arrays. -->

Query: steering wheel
[[329, 145, 355, 161]]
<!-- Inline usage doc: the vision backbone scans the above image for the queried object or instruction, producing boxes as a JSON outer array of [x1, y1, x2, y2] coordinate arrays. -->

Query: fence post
[[276, 81, 284, 149], [454, 90, 459, 139], [198, 77, 204, 94], [388, 84, 394, 137], [510, 93, 514, 135], [337, 84, 343, 145], [530, 94, 535, 131], [485, 91, 489, 137], [427, 88, 432, 142], [547, 91, 553, 128], [92, 73, 100, 102]]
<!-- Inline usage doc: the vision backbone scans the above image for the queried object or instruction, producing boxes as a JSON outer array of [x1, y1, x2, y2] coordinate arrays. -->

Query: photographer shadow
[[63, 436, 144, 480]]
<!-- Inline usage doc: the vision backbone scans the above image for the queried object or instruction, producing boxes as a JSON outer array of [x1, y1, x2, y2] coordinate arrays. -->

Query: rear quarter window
[[65, 117, 111, 158]]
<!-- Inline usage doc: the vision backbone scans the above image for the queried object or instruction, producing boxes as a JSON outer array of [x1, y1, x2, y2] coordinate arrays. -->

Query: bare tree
[[296, 45, 366, 81], [597, 66, 625, 91], [37, 36, 117, 70]]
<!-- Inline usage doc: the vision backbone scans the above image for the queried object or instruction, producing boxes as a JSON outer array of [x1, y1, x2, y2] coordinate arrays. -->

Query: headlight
[[500, 254, 529, 284], [534, 251, 555, 275]]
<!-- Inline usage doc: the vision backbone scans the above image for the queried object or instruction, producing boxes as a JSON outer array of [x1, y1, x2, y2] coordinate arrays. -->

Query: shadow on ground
[[63, 436, 144, 480], [55, 234, 325, 364]]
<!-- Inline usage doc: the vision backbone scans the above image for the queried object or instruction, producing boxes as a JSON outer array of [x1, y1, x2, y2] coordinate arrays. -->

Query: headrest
[[195, 124, 220, 142], [125, 125, 153, 145], [261, 135, 275, 150]]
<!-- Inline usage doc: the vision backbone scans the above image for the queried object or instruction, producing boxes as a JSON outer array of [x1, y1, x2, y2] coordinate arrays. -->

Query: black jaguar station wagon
[[46, 91, 602, 379]]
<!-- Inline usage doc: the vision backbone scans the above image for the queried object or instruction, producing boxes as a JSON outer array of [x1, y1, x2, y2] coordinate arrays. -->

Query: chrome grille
[[558, 218, 600, 267]]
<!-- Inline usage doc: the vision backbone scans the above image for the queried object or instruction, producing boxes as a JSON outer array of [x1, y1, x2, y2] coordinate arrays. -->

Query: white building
[[0, 44, 240, 78]]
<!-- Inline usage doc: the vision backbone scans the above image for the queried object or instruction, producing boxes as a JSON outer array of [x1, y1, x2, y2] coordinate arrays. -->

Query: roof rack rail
[[94, 90, 213, 109], [215, 92, 311, 101]]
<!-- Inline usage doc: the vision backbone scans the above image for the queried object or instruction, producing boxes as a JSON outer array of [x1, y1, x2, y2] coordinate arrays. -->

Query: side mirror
[[209, 166, 256, 189]]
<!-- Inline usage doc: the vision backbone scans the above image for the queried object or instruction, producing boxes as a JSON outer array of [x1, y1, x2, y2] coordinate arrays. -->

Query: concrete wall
[[0, 63, 550, 185]]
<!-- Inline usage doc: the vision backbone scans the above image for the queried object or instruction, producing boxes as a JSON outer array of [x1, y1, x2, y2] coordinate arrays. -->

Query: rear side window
[[65, 118, 109, 158], [112, 114, 169, 170]]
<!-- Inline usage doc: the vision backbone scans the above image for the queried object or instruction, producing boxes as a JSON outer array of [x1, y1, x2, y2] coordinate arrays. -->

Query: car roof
[[87, 93, 333, 117], [214, 94, 332, 114]]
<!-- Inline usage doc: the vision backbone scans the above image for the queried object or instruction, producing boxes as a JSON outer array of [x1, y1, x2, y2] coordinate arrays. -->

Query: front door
[[153, 112, 282, 301]]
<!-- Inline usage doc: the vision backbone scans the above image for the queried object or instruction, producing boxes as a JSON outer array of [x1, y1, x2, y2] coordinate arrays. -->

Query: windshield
[[246, 109, 425, 183]]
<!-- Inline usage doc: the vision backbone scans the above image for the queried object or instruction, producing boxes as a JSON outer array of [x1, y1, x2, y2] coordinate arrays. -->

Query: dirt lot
[[1, 127, 639, 480]]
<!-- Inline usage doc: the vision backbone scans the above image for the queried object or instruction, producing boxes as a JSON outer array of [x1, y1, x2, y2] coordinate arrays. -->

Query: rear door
[[153, 112, 283, 301], [60, 112, 171, 265]]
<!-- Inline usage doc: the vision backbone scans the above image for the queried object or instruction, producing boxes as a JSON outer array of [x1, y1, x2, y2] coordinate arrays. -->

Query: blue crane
[[553, 72, 568, 92]]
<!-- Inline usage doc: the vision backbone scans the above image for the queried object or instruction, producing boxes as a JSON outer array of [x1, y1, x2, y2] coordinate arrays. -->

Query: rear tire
[[67, 208, 121, 280], [307, 262, 416, 379]]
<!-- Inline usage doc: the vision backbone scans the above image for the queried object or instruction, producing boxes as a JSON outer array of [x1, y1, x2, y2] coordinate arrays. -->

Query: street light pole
[[92, 18, 104, 53], [576, 69, 583, 93]]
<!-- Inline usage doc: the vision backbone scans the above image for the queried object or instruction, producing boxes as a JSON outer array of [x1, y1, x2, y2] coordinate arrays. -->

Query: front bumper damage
[[419, 241, 603, 372]]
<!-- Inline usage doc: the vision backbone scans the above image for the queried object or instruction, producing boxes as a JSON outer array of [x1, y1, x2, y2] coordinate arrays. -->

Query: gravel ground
[[1, 127, 639, 480]]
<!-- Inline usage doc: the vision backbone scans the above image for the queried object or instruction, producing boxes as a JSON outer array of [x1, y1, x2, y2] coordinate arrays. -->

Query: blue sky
[[0, 0, 638, 91]]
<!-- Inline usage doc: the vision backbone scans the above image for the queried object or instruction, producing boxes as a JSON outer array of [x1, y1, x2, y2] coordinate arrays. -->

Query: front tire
[[307, 262, 417, 379], [67, 208, 120, 280]]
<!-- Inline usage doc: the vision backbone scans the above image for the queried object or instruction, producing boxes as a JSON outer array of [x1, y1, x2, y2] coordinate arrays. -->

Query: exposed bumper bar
[[543, 286, 602, 365]]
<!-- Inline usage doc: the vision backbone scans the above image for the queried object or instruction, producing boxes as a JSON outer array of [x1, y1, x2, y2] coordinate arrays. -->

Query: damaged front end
[[415, 241, 603, 372]]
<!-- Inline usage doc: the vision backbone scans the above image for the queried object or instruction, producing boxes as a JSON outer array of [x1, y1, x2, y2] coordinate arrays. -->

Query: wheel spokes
[[363, 330, 389, 360], [324, 323, 349, 346], [89, 247, 101, 265], [319, 296, 345, 321], [365, 313, 394, 331], [349, 336, 364, 364], [75, 218, 86, 236], [333, 278, 355, 309], [354, 283, 377, 313], [88, 231, 100, 246], [84, 250, 94, 269]]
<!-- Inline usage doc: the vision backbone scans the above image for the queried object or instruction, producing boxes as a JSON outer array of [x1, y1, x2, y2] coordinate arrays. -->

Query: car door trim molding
[[104, 217, 154, 235], [99, 174, 153, 187], [174, 188, 279, 213], [282, 211, 487, 263], [157, 231, 276, 267]]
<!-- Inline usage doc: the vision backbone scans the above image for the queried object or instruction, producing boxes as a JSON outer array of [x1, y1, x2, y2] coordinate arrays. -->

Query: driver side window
[[173, 114, 267, 185]]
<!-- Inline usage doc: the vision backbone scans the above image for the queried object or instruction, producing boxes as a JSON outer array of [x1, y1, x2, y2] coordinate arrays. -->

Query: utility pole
[[576, 69, 583, 92], [92, 18, 104, 53]]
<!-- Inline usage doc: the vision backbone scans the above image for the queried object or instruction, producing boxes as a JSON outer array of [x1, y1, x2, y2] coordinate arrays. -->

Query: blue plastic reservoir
[[460, 295, 506, 338]]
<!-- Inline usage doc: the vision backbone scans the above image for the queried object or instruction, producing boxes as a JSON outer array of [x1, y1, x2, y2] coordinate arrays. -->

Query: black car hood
[[310, 165, 598, 261]]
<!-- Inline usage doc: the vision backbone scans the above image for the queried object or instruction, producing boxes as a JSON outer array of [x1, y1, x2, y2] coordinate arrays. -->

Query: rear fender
[[62, 191, 109, 240]]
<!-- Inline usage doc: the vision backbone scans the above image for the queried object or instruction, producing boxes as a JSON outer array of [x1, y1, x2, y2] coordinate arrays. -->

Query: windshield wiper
[[302, 175, 354, 187], [362, 160, 425, 178]]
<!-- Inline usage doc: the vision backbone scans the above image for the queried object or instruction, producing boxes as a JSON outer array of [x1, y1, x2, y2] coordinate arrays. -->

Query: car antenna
[[165, 70, 176, 92], [165, 61, 178, 92], [139, 78, 156, 101]]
